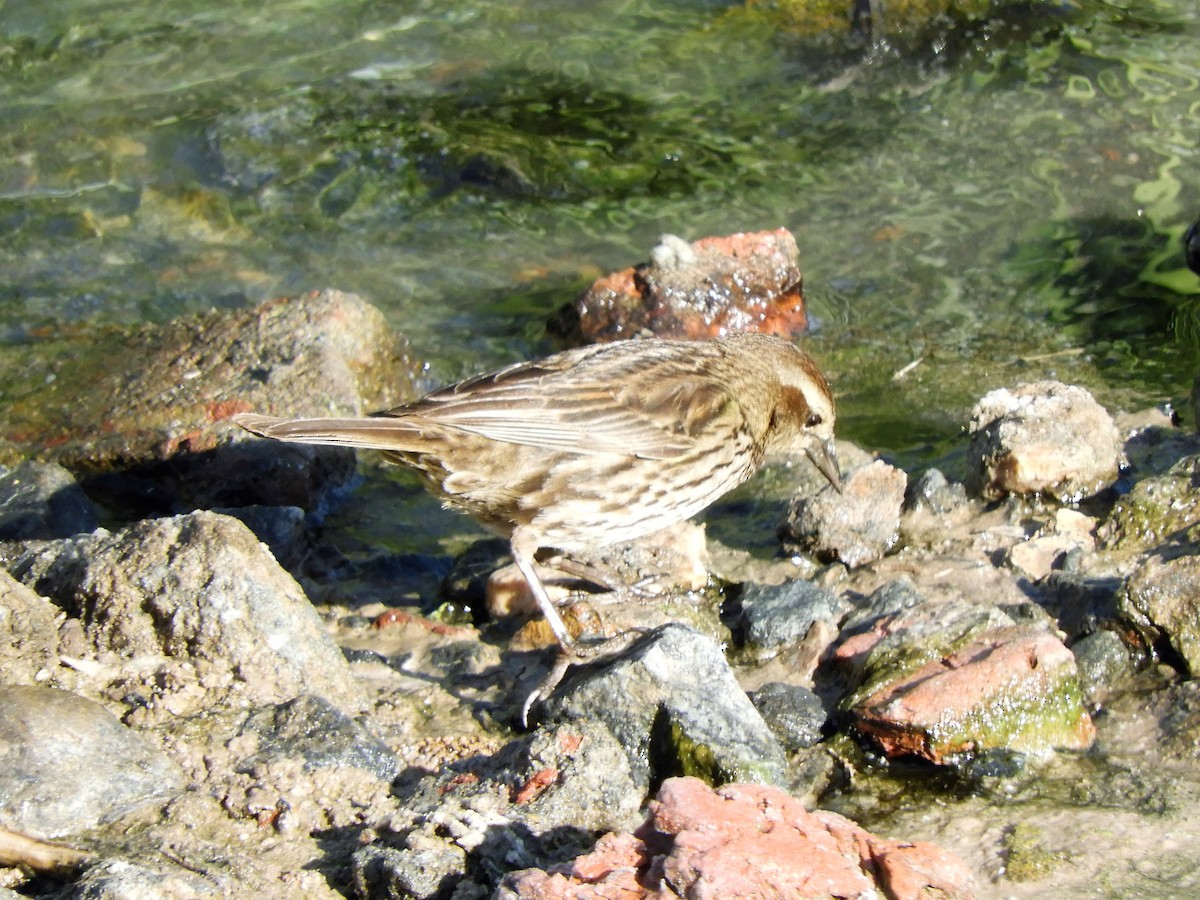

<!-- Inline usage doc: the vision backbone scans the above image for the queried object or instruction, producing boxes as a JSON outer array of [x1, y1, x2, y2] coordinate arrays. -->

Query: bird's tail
[[231, 413, 423, 451]]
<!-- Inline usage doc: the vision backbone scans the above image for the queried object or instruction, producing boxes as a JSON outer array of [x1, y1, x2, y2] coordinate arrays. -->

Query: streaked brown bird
[[233, 332, 839, 653]]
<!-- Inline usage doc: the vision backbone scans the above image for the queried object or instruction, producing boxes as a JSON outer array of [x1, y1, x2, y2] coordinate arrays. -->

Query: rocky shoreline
[[2, 286, 1200, 898]]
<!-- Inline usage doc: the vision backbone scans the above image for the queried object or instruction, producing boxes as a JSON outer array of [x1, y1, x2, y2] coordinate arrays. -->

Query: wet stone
[[967, 381, 1122, 502], [739, 578, 840, 651], [749, 682, 827, 751], [1100, 454, 1200, 554], [781, 459, 907, 568], [842, 577, 931, 630], [0, 460, 99, 540], [1070, 629, 1137, 702], [1034, 571, 1124, 641], [1121, 553, 1200, 676], [0, 685, 185, 838], [542, 623, 787, 789]]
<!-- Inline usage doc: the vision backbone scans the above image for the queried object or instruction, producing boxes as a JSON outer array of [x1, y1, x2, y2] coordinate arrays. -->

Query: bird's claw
[[518, 629, 650, 729]]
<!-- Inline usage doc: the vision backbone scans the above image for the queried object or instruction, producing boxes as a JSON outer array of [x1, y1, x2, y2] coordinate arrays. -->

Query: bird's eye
[[806, 413, 823, 428]]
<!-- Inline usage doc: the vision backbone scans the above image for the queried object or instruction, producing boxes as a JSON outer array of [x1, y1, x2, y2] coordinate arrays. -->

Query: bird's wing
[[382, 341, 738, 460]]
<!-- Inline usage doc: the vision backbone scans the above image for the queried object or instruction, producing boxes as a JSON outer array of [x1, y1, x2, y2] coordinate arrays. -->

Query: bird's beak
[[807, 438, 842, 494]]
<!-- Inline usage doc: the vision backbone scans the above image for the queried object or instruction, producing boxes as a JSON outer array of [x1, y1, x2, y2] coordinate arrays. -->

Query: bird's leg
[[520, 627, 648, 728], [509, 529, 574, 650]]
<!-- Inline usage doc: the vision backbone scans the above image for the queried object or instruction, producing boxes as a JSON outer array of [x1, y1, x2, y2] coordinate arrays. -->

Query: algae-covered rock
[[836, 581, 1019, 709], [1101, 455, 1200, 554], [835, 580, 1094, 764], [851, 627, 1095, 764]]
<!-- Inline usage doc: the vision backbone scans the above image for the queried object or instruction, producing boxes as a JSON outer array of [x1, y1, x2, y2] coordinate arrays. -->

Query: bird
[[232, 332, 840, 691]]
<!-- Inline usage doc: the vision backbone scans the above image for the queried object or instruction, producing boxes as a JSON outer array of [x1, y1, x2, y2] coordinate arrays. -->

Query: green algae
[[1003, 822, 1070, 882], [666, 717, 786, 787], [923, 666, 1093, 762], [1102, 456, 1200, 553]]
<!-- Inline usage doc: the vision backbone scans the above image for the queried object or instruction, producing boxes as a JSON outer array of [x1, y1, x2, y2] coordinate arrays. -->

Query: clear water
[[2, 0, 1198, 458]]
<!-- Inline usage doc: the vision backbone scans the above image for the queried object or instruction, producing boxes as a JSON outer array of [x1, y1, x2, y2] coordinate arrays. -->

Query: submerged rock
[[967, 381, 1122, 502], [0, 289, 415, 513], [0, 685, 185, 838], [496, 776, 976, 899]]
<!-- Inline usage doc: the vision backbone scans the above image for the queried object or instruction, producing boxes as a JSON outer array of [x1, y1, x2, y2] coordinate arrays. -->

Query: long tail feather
[[231, 412, 422, 451]]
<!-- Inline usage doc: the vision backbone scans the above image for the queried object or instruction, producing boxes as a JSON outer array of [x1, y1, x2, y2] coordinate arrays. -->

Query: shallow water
[[4, 1, 1198, 398]]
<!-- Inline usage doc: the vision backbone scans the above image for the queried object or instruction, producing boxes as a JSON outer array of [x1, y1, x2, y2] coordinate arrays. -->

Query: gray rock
[[213, 504, 312, 572], [0, 461, 99, 540], [841, 577, 932, 632], [1, 510, 365, 714], [1070, 630, 1136, 701], [740, 579, 839, 650], [1036, 572, 1123, 640], [352, 843, 471, 900], [236, 694, 400, 781], [361, 720, 640, 899], [0, 686, 185, 838], [544, 624, 787, 788], [749, 682, 827, 751]]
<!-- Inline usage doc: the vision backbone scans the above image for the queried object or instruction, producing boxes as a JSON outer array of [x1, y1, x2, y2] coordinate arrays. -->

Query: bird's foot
[[519, 629, 649, 729]]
